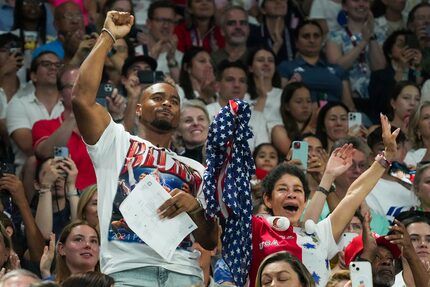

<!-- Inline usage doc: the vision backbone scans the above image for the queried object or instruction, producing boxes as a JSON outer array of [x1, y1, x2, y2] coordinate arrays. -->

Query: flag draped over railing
[[203, 99, 255, 287]]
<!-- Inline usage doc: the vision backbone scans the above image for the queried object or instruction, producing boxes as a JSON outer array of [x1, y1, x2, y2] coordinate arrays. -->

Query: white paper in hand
[[119, 174, 197, 262]]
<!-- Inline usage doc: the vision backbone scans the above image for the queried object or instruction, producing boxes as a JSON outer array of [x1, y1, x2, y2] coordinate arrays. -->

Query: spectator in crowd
[[373, 0, 407, 41], [206, 60, 269, 151], [412, 162, 430, 212], [72, 11, 218, 286], [55, 220, 100, 283], [249, 114, 398, 286], [174, 0, 224, 53], [248, 0, 299, 63], [246, 46, 282, 128], [48, 0, 97, 28], [211, 5, 250, 67], [369, 30, 423, 123], [61, 271, 114, 287], [12, 0, 57, 70], [271, 82, 313, 157], [251, 142, 281, 198], [302, 133, 329, 193], [406, 3, 430, 80], [0, 222, 14, 272], [325, 270, 351, 287], [32, 65, 97, 193], [0, 173, 45, 264], [76, 185, 98, 228], [178, 46, 216, 104], [308, 0, 342, 34], [344, 212, 429, 287], [121, 54, 158, 133], [326, 0, 386, 111], [176, 100, 209, 164], [315, 102, 349, 152], [406, 101, 430, 167], [138, 0, 182, 81], [34, 157, 79, 239], [0, 33, 24, 162], [255, 251, 316, 287], [96, 0, 134, 32], [393, 210, 430, 286], [387, 81, 420, 134], [33, 1, 94, 66], [278, 20, 355, 112], [0, 269, 40, 286], [365, 127, 418, 224], [6, 51, 63, 202]]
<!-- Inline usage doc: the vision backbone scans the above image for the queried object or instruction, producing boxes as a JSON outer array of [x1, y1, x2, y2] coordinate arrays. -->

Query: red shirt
[[32, 113, 96, 190], [251, 216, 302, 287], [174, 21, 225, 53]]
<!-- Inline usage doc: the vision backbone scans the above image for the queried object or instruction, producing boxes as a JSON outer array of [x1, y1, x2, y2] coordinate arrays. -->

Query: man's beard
[[373, 272, 395, 287], [151, 119, 174, 131]]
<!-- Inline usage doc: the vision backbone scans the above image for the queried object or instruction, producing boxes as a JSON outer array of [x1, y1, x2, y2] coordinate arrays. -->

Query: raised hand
[[360, 211, 378, 261], [103, 11, 135, 40], [380, 113, 400, 161], [40, 233, 55, 278], [325, 144, 354, 178]]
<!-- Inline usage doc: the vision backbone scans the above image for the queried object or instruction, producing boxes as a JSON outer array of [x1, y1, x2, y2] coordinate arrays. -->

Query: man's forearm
[[190, 211, 218, 250]]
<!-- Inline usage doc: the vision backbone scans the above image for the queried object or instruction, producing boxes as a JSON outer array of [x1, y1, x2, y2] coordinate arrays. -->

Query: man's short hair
[[220, 5, 248, 27], [367, 126, 406, 151], [30, 51, 59, 73], [0, 269, 40, 284], [216, 60, 248, 81], [57, 64, 80, 91], [147, 0, 176, 20], [332, 136, 371, 157], [0, 33, 21, 49], [121, 55, 157, 76]]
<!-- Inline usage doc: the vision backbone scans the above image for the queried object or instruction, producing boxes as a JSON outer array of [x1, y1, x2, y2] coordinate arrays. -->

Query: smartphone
[[96, 83, 113, 106], [137, 70, 165, 84], [348, 112, 362, 133], [54, 146, 69, 159], [349, 261, 373, 287], [338, 232, 358, 250], [291, 141, 309, 171], [406, 34, 421, 50], [0, 162, 15, 177]]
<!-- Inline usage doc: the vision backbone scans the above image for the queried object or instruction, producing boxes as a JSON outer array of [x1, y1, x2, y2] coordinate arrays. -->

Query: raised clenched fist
[[103, 11, 134, 40]]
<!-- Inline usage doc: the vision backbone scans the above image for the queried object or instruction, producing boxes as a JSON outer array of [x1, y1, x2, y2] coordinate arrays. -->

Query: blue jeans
[[110, 266, 203, 287]]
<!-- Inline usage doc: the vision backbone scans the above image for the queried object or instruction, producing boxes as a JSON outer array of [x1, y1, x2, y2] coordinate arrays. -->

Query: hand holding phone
[[348, 112, 362, 133]]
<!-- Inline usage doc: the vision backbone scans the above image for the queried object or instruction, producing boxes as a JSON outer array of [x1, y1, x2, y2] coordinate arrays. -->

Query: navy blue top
[[278, 56, 348, 103]]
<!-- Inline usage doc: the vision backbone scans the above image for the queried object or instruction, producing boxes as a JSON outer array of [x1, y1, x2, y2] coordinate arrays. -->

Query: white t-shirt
[[0, 81, 27, 119], [244, 87, 283, 129], [6, 82, 63, 172], [366, 178, 419, 223], [393, 271, 406, 287], [156, 50, 183, 76], [309, 0, 342, 32], [87, 120, 205, 278], [206, 101, 270, 152]]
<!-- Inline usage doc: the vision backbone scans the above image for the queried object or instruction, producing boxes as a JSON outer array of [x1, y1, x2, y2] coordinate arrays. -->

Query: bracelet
[[66, 189, 79, 198], [101, 28, 116, 43], [189, 197, 204, 215], [316, 186, 331, 196], [375, 151, 392, 169], [39, 189, 51, 196]]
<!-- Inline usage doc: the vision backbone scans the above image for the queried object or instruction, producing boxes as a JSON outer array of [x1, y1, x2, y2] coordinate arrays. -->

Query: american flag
[[203, 99, 255, 287]]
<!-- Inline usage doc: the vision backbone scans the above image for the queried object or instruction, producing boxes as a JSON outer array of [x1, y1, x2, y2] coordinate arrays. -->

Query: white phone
[[291, 141, 309, 171], [349, 261, 373, 287], [348, 112, 362, 133]]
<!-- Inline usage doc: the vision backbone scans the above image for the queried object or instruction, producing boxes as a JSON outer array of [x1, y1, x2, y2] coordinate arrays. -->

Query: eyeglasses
[[62, 12, 84, 21], [23, 0, 43, 6], [225, 20, 248, 27], [151, 17, 176, 25], [38, 60, 64, 69]]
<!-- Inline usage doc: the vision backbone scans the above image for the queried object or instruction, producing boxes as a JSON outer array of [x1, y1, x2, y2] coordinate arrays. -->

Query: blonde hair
[[76, 185, 97, 225], [408, 101, 430, 149], [326, 270, 350, 287]]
